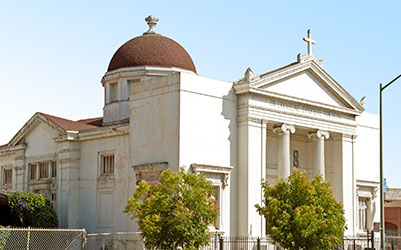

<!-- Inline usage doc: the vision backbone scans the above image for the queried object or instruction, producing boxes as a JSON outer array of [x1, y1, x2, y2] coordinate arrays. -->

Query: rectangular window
[[211, 186, 220, 230], [30, 164, 37, 180], [51, 193, 57, 211], [4, 169, 12, 185], [39, 162, 49, 179], [109, 82, 118, 102], [51, 161, 57, 178], [101, 155, 114, 175], [358, 197, 368, 231]]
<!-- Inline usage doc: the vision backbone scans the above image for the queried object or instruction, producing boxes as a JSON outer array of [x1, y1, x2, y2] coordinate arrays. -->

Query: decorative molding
[[26, 153, 57, 163], [308, 130, 330, 140], [297, 54, 323, 66], [234, 67, 259, 87], [190, 164, 233, 188], [97, 176, 115, 190], [132, 162, 168, 185], [356, 180, 379, 199], [272, 124, 295, 135], [28, 179, 57, 194], [13, 166, 23, 171], [10, 144, 27, 151], [77, 124, 129, 142], [102, 65, 195, 84]]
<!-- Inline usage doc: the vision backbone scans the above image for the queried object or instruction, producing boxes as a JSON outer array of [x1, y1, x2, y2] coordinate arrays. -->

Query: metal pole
[[380, 83, 384, 250], [380, 74, 401, 250]]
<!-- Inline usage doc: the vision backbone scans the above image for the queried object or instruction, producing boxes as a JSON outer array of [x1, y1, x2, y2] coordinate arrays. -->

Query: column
[[308, 130, 329, 179], [273, 124, 295, 178]]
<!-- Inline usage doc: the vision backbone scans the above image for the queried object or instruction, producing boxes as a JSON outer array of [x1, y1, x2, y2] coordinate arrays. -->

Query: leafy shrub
[[125, 168, 217, 250], [256, 170, 346, 250], [0, 191, 58, 228]]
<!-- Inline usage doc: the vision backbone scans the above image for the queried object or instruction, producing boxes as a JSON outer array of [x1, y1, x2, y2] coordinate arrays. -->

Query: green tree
[[125, 168, 217, 250], [0, 191, 58, 228], [255, 170, 346, 250]]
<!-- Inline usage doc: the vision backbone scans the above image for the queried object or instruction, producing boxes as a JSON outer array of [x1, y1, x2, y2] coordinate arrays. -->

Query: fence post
[[257, 237, 260, 250], [219, 236, 223, 250], [353, 239, 355, 250], [392, 238, 394, 250], [372, 231, 374, 249], [82, 229, 87, 250], [26, 226, 30, 250]]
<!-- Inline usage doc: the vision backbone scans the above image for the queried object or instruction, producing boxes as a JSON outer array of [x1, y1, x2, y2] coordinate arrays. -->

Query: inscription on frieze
[[267, 99, 341, 120]]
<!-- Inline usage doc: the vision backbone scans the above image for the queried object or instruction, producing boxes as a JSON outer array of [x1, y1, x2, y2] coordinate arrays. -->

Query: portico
[[233, 31, 367, 236]]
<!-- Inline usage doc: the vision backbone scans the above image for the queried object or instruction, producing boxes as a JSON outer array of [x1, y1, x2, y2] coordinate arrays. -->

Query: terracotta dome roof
[[107, 33, 196, 73]]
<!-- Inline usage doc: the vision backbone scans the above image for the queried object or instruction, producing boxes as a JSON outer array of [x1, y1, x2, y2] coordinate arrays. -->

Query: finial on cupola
[[143, 15, 159, 35]]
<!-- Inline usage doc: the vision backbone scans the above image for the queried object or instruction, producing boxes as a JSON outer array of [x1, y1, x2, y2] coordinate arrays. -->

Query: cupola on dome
[[107, 16, 196, 73]]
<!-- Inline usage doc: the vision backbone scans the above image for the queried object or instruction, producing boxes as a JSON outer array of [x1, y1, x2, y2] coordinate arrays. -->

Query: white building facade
[[0, 17, 380, 237]]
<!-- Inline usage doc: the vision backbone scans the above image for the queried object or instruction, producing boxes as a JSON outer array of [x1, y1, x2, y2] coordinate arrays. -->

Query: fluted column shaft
[[273, 124, 295, 179]]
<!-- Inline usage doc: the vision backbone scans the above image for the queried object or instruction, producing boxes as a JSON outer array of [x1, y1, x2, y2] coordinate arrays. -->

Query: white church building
[[0, 16, 380, 237]]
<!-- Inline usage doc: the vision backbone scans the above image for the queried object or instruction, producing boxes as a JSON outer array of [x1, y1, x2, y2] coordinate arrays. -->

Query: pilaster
[[11, 145, 26, 191], [237, 118, 267, 237], [330, 133, 356, 235], [57, 139, 81, 228]]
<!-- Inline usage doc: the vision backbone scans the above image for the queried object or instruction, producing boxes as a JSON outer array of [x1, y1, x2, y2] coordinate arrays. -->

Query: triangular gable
[[8, 112, 102, 147], [248, 59, 364, 114], [9, 113, 67, 147]]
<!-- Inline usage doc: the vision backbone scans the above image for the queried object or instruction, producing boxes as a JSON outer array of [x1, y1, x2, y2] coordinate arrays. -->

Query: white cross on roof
[[303, 29, 316, 56]]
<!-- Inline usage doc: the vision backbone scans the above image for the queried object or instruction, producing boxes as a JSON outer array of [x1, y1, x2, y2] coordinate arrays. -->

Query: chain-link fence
[[0, 228, 86, 250], [386, 236, 401, 250]]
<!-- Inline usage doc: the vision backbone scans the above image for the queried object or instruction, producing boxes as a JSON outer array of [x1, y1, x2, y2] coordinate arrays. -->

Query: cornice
[[102, 66, 196, 84], [76, 124, 129, 142]]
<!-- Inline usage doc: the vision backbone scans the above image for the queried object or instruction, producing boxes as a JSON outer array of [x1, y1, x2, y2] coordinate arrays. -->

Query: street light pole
[[380, 74, 401, 250]]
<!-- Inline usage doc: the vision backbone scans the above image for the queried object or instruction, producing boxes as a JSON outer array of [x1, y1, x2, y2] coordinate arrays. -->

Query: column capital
[[273, 124, 295, 135], [308, 130, 330, 140]]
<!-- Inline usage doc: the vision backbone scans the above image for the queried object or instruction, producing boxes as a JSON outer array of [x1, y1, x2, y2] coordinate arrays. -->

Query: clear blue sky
[[0, 1, 400, 186]]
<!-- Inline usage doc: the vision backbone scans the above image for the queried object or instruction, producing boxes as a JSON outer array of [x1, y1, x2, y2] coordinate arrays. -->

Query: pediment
[[9, 113, 66, 147], [259, 70, 350, 108], [236, 60, 364, 114]]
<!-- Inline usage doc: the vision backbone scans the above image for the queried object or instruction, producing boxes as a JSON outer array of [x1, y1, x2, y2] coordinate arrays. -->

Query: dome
[[107, 33, 196, 73]]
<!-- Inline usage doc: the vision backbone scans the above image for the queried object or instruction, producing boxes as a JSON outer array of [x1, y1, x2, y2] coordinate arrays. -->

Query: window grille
[[30, 164, 37, 180], [4, 168, 12, 185], [211, 186, 220, 230], [109, 83, 118, 102], [39, 162, 49, 179], [102, 155, 114, 175], [51, 161, 57, 178]]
